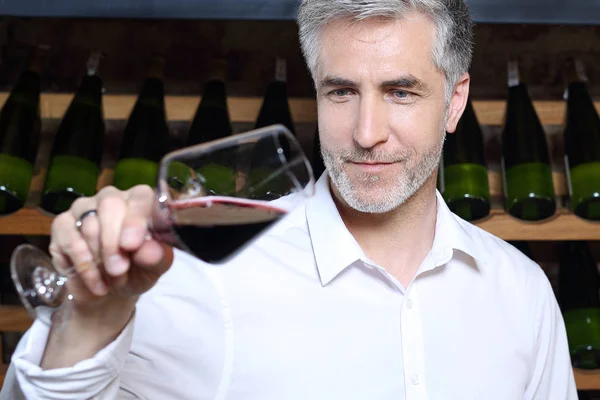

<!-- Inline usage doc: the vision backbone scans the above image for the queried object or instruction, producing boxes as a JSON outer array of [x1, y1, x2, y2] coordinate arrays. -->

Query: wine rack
[[0, 94, 598, 239]]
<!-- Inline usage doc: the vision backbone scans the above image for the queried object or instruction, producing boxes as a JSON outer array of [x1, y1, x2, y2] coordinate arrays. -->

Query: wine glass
[[10, 124, 315, 325]]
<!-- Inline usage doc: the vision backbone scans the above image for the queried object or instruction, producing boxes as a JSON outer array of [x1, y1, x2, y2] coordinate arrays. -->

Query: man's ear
[[445, 72, 470, 134]]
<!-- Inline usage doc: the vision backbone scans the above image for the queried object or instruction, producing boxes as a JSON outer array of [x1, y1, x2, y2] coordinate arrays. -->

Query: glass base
[[10, 243, 68, 319]]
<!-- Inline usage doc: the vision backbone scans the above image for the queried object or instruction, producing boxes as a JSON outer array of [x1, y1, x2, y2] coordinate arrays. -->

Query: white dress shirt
[[1, 172, 577, 399]]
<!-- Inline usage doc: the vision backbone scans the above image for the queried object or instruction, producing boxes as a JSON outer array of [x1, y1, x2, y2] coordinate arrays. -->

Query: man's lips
[[349, 161, 397, 172]]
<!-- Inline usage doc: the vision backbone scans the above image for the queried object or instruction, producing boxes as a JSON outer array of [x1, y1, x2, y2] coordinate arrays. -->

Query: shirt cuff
[[11, 307, 136, 400]]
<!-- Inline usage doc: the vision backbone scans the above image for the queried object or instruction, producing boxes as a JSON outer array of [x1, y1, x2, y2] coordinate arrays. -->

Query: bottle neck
[[74, 75, 103, 107], [138, 77, 165, 105], [507, 60, 520, 88], [200, 79, 227, 110], [275, 58, 287, 83], [11, 70, 41, 99]]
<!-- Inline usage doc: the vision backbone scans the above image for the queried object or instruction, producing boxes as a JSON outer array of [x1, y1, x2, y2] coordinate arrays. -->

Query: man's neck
[[332, 175, 438, 288]]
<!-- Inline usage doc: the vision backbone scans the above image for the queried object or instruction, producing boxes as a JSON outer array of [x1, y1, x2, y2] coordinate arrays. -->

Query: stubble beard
[[322, 129, 447, 214]]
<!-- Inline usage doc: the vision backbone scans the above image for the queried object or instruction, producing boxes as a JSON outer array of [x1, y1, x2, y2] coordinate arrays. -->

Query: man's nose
[[353, 95, 390, 149]]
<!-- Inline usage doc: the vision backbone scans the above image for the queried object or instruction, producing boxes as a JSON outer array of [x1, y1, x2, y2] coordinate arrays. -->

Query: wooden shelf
[[0, 93, 598, 126], [475, 209, 600, 241], [1, 163, 595, 239], [0, 307, 32, 331], [575, 368, 600, 390], [1, 200, 599, 240]]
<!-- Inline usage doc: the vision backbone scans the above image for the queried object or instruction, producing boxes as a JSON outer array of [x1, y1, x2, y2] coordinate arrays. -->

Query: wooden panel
[[574, 368, 600, 390], [0, 93, 597, 125], [0, 306, 33, 331]]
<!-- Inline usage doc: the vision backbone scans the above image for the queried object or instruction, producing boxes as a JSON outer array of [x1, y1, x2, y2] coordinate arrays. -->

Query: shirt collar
[[305, 172, 367, 286], [305, 172, 488, 286], [429, 190, 489, 268]]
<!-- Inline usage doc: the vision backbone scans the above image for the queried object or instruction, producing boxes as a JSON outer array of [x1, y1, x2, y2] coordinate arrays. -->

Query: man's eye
[[330, 89, 351, 97], [393, 90, 410, 99]]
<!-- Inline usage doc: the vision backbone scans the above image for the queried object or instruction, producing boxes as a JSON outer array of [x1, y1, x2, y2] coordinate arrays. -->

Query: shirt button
[[411, 374, 419, 385], [406, 299, 413, 309]]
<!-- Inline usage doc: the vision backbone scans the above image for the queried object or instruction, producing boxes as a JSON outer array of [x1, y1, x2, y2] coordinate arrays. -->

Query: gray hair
[[297, 0, 474, 102]]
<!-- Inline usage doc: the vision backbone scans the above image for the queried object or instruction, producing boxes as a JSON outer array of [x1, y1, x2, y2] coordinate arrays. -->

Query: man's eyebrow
[[318, 76, 358, 89], [318, 74, 432, 93], [381, 75, 431, 92]]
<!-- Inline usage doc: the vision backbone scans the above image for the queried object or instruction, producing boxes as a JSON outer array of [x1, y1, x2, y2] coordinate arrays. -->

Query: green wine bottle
[[185, 59, 235, 196], [186, 59, 232, 146], [501, 60, 556, 221], [558, 241, 600, 369], [113, 55, 169, 190], [441, 97, 490, 221], [255, 58, 295, 134], [0, 46, 43, 215], [40, 51, 105, 215], [563, 58, 600, 221]]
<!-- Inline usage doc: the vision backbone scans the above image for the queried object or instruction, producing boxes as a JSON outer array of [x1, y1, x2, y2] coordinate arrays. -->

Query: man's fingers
[[50, 213, 108, 296], [131, 240, 173, 276], [120, 185, 155, 251], [97, 188, 129, 277]]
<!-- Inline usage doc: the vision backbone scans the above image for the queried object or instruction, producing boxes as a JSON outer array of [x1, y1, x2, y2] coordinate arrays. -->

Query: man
[[1, 0, 577, 398]]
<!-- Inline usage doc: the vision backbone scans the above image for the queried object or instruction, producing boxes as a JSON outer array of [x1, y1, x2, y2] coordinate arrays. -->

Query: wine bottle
[[255, 58, 295, 134], [501, 61, 556, 221], [312, 127, 326, 179], [185, 59, 235, 196], [563, 58, 600, 221], [40, 51, 105, 215], [441, 97, 490, 221], [113, 55, 169, 190], [0, 46, 43, 215], [558, 241, 600, 369], [187, 59, 232, 146]]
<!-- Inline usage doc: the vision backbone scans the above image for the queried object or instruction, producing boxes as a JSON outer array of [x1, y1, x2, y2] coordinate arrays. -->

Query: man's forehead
[[315, 14, 438, 81]]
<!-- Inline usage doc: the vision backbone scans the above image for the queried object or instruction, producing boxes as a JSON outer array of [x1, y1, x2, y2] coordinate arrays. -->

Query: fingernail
[[93, 280, 108, 296], [106, 254, 128, 276]]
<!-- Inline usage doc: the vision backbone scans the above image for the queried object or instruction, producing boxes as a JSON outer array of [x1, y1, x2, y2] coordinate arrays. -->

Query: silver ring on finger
[[75, 209, 98, 232]]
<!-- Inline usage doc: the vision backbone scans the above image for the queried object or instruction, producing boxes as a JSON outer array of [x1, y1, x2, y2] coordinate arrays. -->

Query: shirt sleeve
[[524, 269, 578, 400], [0, 310, 136, 400]]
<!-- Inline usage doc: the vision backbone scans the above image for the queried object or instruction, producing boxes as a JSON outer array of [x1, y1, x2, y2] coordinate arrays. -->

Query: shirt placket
[[401, 280, 428, 400]]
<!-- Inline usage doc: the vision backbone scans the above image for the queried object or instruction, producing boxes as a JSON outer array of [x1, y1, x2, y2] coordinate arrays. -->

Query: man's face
[[316, 13, 464, 213]]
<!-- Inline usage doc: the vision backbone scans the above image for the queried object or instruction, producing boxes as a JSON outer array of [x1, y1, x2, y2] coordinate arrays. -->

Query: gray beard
[[322, 130, 446, 214]]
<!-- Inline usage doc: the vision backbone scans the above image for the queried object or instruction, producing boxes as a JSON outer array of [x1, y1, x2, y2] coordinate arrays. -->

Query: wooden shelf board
[[0, 306, 32, 331], [574, 368, 600, 390], [1, 203, 598, 240], [0, 208, 53, 236], [474, 209, 600, 241], [0, 93, 598, 125]]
